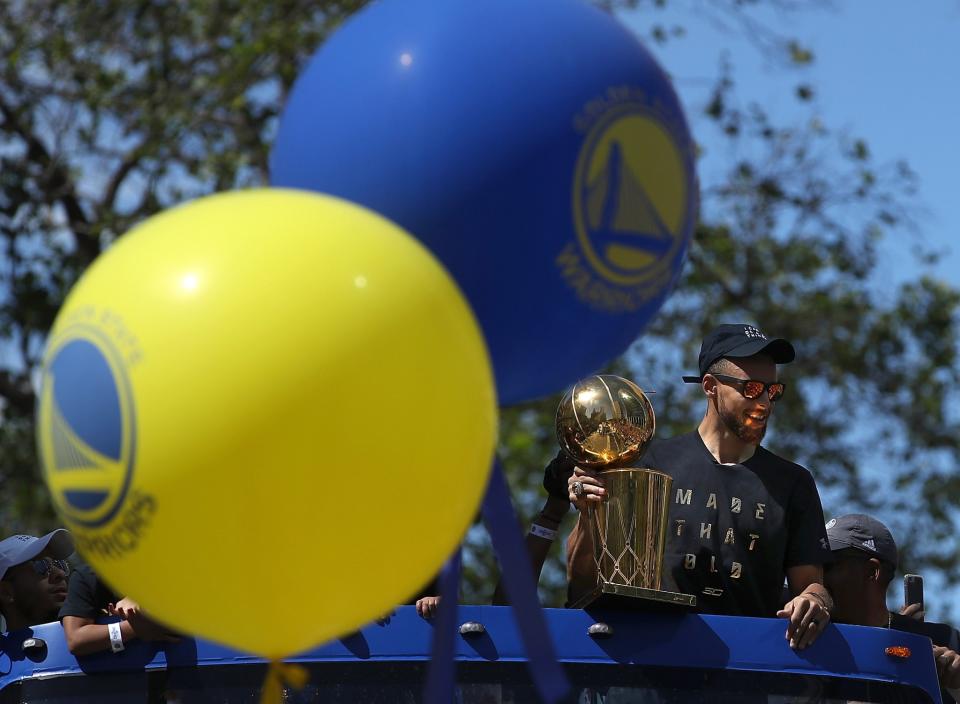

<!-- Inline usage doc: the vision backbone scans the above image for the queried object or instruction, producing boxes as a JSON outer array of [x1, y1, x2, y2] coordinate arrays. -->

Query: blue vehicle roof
[[0, 606, 943, 703]]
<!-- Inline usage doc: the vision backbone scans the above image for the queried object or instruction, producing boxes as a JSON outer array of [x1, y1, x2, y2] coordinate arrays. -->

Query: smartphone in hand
[[903, 574, 924, 620]]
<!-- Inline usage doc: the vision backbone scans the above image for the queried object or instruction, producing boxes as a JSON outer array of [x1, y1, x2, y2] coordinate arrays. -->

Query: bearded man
[[564, 324, 833, 650]]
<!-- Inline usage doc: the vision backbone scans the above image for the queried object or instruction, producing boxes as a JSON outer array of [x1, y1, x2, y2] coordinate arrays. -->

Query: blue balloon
[[271, 0, 697, 405]]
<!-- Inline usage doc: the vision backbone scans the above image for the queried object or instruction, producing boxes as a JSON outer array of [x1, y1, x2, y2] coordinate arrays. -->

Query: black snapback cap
[[825, 513, 898, 570], [682, 323, 795, 383]]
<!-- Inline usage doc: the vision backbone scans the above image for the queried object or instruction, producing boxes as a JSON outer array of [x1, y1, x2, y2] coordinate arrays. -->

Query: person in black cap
[[0, 529, 74, 633], [824, 513, 960, 701], [563, 323, 833, 650]]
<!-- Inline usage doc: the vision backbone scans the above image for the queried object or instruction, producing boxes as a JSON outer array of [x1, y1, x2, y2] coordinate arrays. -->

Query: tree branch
[[0, 370, 35, 416], [0, 93, 101, 265], [100, 141, 148, 211]]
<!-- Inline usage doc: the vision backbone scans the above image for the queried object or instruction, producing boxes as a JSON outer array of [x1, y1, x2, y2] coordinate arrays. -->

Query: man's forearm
[[566, 513, 598, 606], [786, 565, 833, 610], [63, 617, 135, 656], [492, 496, 569, 605], [800, 582, 834, 610]]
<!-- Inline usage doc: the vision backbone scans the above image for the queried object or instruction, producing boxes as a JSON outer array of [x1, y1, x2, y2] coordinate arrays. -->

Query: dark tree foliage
[[0, 0, 367, 534], [1, 1, 957, 620]]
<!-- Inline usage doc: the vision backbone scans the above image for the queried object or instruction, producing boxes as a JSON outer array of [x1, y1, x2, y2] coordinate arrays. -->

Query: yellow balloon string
[[260, 660, 310, 704]]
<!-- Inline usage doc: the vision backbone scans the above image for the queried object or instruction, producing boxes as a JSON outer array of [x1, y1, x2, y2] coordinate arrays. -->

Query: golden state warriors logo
[[38, 324, 136, 529], [559, 90, 694, 313]]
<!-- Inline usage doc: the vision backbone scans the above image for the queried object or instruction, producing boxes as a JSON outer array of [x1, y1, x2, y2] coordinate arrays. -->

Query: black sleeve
[[948, 626, 960, 653], [542, 449, 575, 501], [58, 562, 111, 620], [784, 468, 833, 569], [636, 440, 659, 468], [928, 622, 960, 652]]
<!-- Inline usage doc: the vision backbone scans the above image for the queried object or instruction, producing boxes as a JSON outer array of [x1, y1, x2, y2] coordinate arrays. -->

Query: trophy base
[[569, 582, 697, 611]]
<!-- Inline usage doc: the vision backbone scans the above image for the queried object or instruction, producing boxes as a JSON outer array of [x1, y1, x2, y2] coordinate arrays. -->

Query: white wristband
[[529, 523, 558, 541], [108, 621, 125, 653]]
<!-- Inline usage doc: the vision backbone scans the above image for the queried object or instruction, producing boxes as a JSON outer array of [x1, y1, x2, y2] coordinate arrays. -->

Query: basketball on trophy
[[555, 374, 655, 469]]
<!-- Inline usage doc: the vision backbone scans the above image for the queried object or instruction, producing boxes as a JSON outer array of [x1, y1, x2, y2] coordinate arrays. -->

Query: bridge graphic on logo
[[40, 333, 135, 528], [49, 395, 126, 513], [582, 141, 674, 276]]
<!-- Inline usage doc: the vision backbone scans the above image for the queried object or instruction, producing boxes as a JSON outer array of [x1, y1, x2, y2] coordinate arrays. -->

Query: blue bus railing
[[0, 606, 944, 703]]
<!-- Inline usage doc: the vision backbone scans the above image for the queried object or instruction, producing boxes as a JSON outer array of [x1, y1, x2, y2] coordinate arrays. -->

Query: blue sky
[[621, 0, 960, 290]]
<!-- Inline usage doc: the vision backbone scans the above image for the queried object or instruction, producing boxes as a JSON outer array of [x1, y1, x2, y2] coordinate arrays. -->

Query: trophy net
[[590, 467, 672, 591]]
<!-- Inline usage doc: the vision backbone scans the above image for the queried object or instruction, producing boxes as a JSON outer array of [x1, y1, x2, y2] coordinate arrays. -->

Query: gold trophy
[[557, 374, 696, 610]]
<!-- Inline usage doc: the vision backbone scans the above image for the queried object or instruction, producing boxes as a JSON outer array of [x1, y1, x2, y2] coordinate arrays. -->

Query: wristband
[[108, 621, 125, 653], [529, 523, 558, 541], [805, 589, 832, 610]]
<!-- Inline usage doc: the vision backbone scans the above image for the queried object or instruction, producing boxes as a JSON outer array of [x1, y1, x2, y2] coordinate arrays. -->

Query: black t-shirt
[[543, 451, 576, 501], [58, 561, 117, 621], [549, 431, 832, 617], [890, 613, 960, 704], [890, 613, 960, 651], [640, 431, 831, 617]]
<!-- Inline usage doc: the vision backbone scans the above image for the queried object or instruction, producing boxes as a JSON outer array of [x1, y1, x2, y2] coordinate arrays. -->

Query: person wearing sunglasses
[[0, 529, 75, 633], [824, 514, 960, 702], [565, 323, 833, 650]]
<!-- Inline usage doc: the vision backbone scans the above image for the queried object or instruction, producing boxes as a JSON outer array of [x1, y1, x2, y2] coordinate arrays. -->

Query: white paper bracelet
[[108, 621, 125, 653], [529, 523, 558, 541]]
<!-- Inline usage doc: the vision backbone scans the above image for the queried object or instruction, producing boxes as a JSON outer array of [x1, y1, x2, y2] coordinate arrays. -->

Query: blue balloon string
[[423, 548, 462, 704], [482, 460, 570, 703]]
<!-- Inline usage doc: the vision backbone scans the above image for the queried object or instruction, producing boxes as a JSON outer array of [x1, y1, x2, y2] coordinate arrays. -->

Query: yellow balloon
[[36, 189, 497, 658]]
